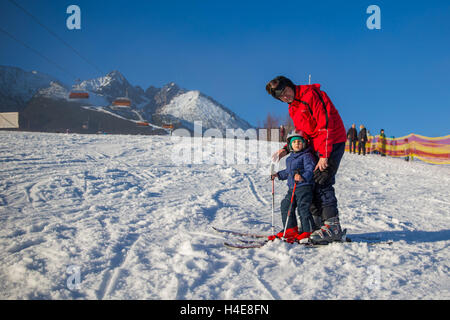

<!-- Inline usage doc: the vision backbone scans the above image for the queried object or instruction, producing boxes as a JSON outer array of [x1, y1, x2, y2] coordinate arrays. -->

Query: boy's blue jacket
[[277, 147, 316, 189]]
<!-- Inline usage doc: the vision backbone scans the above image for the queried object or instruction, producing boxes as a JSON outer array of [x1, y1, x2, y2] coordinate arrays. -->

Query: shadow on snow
[[350, 229, 450, 244]]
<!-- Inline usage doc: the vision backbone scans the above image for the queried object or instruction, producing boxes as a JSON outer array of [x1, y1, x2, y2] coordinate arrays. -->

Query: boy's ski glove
[[313, 159, 337, 185], [294, 169, 303, 182]]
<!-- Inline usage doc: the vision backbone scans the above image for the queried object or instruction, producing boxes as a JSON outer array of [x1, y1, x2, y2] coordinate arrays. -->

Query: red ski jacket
[[288, 84, 346, 158]]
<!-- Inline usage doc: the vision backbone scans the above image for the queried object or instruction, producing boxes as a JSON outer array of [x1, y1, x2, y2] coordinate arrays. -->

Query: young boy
[[269, 131, 317, 242]]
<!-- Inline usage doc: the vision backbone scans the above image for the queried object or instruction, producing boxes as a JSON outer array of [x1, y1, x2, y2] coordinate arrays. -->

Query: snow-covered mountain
[[78, 70, 148, 107], [36, 81, 69, 100], [64, 69, 253, 132], [0, 66, 65, 112], [34, 81, 108, 107], [157, 90, 252, 131], [0, 65, 253, 133]]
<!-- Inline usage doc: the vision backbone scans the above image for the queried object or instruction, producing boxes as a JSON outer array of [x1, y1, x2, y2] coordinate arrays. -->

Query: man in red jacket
[[266, 76, 347, 244]]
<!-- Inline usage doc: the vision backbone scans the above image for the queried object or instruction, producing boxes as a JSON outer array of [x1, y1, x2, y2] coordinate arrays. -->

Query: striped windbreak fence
[[345, 133, 450, 165]]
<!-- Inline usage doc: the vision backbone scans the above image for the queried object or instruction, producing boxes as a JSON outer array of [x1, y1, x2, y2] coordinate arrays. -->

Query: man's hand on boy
[[294, 173, 303, 182], [315, 157, 329, 171]]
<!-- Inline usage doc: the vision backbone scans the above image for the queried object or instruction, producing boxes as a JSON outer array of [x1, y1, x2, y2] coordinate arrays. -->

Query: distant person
[[367, 129, 372, 153], [391, 135, 397, 156], [347, 124, 358, 154], [379, 129, 387, 156], [265, 76, 347, 244], [404, 138, 414, 161], [358, 125, 368, 155]]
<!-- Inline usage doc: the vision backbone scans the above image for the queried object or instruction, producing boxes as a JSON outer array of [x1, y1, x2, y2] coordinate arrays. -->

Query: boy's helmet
[[286, 131, 307, 151]]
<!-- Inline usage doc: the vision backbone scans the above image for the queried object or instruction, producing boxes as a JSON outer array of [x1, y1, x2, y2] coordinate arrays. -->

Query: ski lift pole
[[282, 182, 297, 240]]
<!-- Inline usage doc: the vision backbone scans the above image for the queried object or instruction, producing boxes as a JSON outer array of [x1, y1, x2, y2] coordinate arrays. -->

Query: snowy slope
[[81, 106, 167, 131], [0, 131, 448, 299]]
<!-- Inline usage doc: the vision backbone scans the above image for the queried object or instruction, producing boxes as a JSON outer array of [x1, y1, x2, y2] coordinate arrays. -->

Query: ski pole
[[271, 177, 275, 235], [282, 182, 297, 240], [270, 163, 276, 235]]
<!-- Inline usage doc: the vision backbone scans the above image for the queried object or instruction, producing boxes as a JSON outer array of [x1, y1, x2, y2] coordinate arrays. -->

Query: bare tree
[[263, 112, 280, 141], [283, 113, 294, 134]]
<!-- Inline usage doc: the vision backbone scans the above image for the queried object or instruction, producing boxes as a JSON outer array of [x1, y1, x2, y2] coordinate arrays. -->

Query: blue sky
[[1, 0, 449, 137]]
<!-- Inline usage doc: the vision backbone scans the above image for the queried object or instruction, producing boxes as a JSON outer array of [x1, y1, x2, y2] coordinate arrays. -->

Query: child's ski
[[224, 236, 393, 249], [224, 238, 315, 249], [214, 226, 393, 249], [212, 226, 269, 239], [224, 241, 268, 249]]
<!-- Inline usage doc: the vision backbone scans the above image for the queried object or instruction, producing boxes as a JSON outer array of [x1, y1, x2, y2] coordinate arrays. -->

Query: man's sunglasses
[[271, 81, 288, 99]]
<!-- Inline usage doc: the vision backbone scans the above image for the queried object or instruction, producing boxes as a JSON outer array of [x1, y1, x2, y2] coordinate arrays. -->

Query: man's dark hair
[[265, 76, 296, 99]]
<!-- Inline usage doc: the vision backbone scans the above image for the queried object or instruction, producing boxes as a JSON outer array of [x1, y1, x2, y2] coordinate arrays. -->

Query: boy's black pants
[[280, 185, 315, 233]]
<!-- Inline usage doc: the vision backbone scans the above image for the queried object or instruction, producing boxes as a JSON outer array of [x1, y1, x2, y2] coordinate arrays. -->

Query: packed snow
[[0, 131, 448, 299]]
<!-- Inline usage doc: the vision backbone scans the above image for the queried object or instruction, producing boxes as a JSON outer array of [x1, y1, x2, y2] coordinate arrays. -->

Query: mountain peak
[[79, 70, 131, 94], [106, 70, 125, 82], [0, 65, 64, 111], [156, 90, 252, 132], [161, 82, 182, 93]]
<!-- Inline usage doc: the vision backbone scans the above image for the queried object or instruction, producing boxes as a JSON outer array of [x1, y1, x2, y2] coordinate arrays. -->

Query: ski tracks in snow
[[96, 232, 140, 299], [1, 132, 449, 299], [244, 173, 269, 206]]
